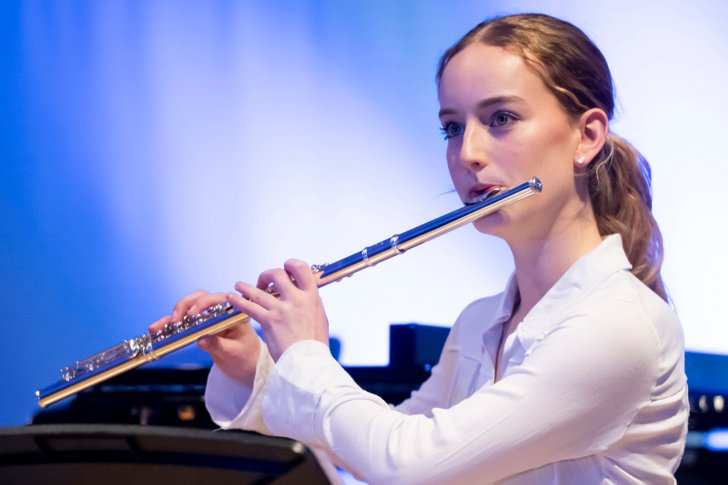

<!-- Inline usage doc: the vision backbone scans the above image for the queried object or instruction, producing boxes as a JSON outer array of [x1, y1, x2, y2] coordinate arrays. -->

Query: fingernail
[[198, 337, 209, 349], [171, 311, 178, 322], [189, 305, 198, 314]]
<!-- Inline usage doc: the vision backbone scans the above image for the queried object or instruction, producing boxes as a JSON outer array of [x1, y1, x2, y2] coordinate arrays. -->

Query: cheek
[[512, 122, 575, 175], [488, 139, 529, 178], [445, 142, 461, 176]]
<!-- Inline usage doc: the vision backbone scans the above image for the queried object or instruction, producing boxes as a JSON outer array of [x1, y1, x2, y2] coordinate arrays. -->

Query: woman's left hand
[[226, 259, 329, 361]]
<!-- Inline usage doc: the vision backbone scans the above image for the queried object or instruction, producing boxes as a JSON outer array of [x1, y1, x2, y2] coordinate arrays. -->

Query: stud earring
[[576, 156, 586, 166]]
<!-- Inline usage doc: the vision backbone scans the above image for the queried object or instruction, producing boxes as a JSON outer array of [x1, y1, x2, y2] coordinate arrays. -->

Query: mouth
[[465, 184, 506, 205]]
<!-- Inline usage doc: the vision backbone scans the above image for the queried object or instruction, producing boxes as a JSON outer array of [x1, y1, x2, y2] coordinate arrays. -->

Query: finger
[[187, 292, 227, 315], [264, 268, 299, 298], [148, 315, 171, 333], [197, 321, 248, 351], [284, 259, 317, 291], [171, 289, 208, 322], [197, 333, 242, 360], [198, 323, 248, 349], [197, 335, 216, 352], [256, 269, 274, 290], [227, 291, 270, 324], [215, 321, 249, 340], [197, 330, 261, 386], [234, 281, 278, 309]]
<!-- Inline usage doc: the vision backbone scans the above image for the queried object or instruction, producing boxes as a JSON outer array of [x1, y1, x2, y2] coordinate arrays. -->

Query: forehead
[[438, 43, 547, 107]]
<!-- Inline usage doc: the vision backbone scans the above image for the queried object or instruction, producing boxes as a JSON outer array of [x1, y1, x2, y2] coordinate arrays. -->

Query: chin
[[473, 212, 509, 237]]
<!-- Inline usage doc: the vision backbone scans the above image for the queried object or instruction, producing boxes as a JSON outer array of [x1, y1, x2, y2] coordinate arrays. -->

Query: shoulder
[[612, 272, 685, 387], [581, 270, 682, 347], [559, 270, 685, 395]]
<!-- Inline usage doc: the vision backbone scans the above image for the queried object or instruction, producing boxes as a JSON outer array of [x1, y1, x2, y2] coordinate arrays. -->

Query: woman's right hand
[[148, 290, 261, 388]]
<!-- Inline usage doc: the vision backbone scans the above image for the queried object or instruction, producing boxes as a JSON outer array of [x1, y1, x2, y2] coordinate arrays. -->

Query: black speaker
[[0, 424, 332, 484], [389, 323, 449, 369]]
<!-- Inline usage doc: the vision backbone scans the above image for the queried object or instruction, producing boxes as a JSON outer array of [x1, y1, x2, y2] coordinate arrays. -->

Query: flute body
[[36, 177, 542, 408]]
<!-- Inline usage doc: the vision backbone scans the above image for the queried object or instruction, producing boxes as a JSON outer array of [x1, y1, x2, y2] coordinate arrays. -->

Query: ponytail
[[588, 134, 667, 301]]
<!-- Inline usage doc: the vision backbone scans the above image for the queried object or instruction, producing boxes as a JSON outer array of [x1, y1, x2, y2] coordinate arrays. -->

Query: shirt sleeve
[[260, 303, 661, 484], [204, 336, 276, 435]]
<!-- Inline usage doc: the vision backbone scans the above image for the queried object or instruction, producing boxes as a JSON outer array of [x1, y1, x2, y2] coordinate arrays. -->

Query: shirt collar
[[492, 272, 520, 325], [507, 234, 632, 357], [479, 273, 520, 362]]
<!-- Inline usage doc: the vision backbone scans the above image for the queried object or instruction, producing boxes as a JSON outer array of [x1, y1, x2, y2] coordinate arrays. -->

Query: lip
[[466, 183, 506, 203]]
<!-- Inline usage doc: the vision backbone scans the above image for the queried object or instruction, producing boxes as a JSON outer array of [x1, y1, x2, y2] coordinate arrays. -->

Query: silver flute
[[36, 177, 542, 408]]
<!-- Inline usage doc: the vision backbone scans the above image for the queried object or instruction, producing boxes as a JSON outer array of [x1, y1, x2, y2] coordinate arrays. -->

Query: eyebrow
[[438, 95, 525, 118]]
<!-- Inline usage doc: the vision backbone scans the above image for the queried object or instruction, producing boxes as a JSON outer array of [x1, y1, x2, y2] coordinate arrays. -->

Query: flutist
[[149, 13, 687, 484]]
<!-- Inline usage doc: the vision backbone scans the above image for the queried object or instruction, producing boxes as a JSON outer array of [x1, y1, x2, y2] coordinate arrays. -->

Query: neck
[[507, 219, 602, 317]]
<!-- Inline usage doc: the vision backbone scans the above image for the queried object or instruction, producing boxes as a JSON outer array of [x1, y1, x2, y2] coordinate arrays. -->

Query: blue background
[[2, 0, 727, 426]]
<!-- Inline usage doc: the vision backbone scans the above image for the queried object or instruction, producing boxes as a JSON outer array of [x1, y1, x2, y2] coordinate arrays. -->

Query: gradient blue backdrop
[[2, 0, 726, 426]]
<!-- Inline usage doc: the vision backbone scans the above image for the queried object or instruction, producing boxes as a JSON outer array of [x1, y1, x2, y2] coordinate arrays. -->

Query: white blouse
[[205, 235, 688, 484]]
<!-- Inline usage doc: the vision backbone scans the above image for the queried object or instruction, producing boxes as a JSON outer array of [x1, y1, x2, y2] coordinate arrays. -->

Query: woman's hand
[[226, 259, 329, 362], [148, 290, 261, 387]]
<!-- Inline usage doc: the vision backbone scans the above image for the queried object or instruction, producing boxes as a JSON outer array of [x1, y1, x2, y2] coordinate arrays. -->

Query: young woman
[[151, 13, 687, 484]]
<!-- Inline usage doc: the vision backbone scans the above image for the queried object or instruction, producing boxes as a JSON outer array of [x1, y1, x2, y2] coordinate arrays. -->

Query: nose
[[458, 122, 489, 172]]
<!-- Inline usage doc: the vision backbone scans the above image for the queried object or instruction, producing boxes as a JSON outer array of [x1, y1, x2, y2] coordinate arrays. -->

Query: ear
[[574, 108, 609, 167]]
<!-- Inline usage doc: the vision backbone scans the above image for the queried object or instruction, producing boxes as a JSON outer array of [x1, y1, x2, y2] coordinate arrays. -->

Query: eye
[[439, 122, 464, 140], [489, 111, 518, 129]]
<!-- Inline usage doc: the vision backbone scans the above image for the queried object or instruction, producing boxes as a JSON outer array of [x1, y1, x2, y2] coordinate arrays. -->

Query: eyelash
[[439, 123, 462, 140], [439, 110, 519, 140], [491, 111, 518, 129]]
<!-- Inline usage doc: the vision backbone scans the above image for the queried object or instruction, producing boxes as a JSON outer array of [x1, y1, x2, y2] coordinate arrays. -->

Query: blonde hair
[[437, 13, 667, 301]]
